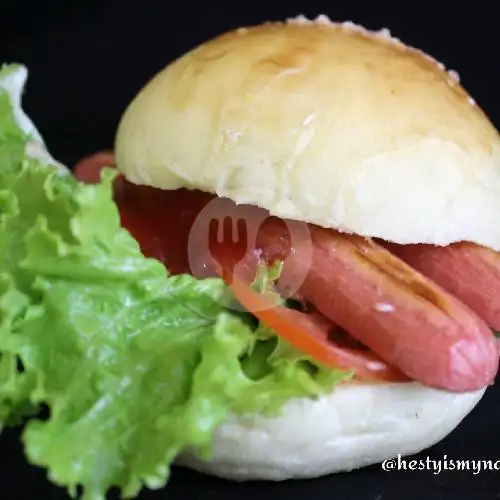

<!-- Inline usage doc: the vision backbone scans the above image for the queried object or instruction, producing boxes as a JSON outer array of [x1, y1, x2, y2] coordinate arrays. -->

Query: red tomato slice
[[73, 151, 116, 183], [118, 206, 168, 263], [216, 263, 409, 383]]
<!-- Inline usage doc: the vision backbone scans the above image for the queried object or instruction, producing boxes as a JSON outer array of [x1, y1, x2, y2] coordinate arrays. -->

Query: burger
[[1, 14, 499, 499]]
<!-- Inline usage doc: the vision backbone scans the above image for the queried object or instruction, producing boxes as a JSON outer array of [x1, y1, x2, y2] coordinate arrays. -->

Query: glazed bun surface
[[115, 15, 500, 249]]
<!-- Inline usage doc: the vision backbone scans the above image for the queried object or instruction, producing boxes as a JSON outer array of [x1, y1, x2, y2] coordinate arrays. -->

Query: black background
[[1, 1, 500, 499]]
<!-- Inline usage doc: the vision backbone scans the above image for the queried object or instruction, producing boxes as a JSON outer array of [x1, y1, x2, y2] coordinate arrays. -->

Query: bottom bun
[[176, 382, 485, 481]]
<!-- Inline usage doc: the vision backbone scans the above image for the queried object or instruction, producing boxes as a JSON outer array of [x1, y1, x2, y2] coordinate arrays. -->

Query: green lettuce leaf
[[0, 64, 350, 500]]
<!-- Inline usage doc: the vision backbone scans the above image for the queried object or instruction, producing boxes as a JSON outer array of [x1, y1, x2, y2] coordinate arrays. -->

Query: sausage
[[256, 222, 498, 392], [72, 162, 500, 390], [381, 241, 500, 331], [73, 151, 116, 183]]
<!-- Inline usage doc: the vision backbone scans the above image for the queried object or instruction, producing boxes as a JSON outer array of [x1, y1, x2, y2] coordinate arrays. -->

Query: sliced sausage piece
[[381, 241, 500, 331], [257, 222, 498, 392], [73, 151, 116, 183]]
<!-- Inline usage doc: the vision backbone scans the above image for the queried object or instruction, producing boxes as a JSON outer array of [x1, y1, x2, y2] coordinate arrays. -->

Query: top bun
[[115, 15, 500, 250]]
